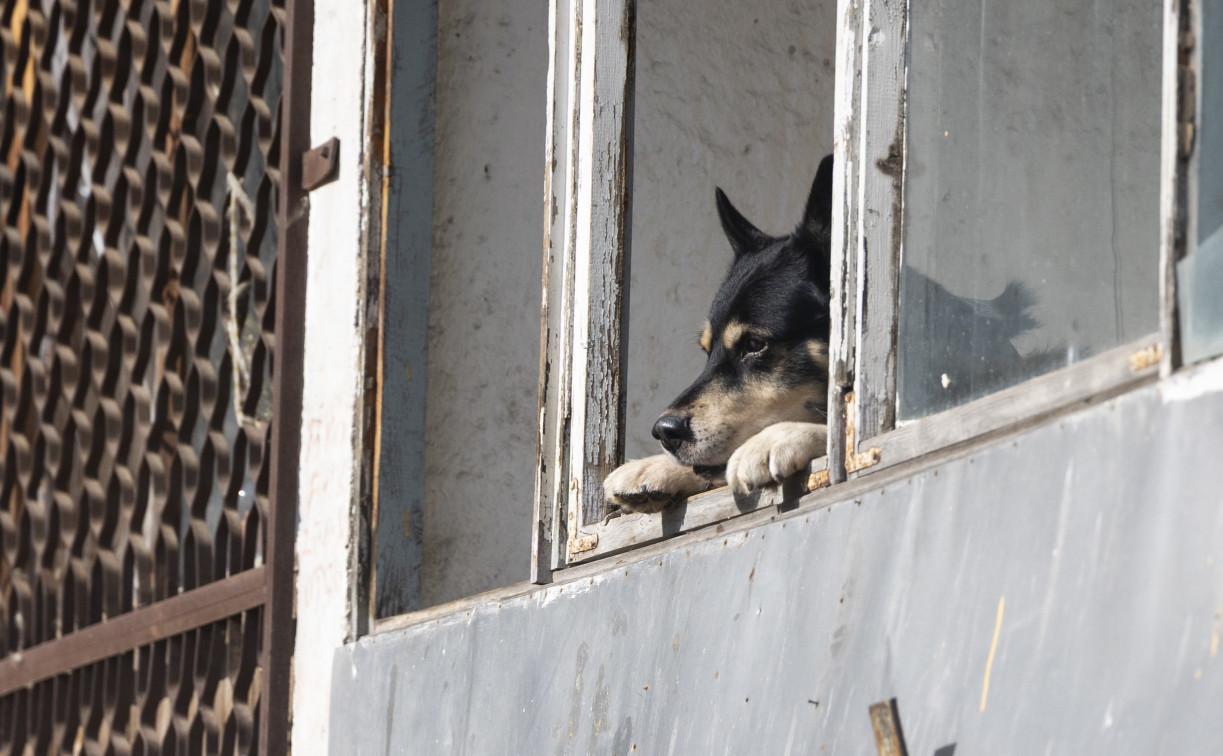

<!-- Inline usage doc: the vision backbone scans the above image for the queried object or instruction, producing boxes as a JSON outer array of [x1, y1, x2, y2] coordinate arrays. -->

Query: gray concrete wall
[[422, 0, 547, 607], [332, 356, 1223, 754]]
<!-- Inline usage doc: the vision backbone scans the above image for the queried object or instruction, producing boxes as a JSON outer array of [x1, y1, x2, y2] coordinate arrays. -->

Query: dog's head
[[652, 155, 834, 472]]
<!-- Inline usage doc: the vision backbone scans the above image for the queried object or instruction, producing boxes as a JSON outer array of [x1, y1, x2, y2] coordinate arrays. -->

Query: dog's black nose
[[652, 414, 693, 453]]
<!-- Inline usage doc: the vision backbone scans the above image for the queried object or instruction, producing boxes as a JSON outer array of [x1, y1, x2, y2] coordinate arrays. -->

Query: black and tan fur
[[605, 156, 835, 513]]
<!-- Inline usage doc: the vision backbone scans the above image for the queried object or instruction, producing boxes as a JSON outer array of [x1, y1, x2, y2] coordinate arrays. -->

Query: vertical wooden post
[[535, 0, 636, 575]]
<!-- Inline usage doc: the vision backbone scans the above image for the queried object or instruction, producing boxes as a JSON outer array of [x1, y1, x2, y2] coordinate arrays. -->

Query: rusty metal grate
[[1, 604, 266, 752], [0, 0, 308, 751]]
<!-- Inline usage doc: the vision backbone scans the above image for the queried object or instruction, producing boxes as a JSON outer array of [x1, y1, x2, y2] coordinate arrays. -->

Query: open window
[[369, 0, 1218, 610], [533, 0, 839, 577]]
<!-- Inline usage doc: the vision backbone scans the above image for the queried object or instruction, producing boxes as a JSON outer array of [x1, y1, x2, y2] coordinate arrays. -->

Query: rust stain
[[843, 392, 882, 473], [1128, 343, 1162, 372], [569, 532, 598, 554], [846, 447, 882, 473], [868, 699, 908, 756], [807, 469, 831, 491]]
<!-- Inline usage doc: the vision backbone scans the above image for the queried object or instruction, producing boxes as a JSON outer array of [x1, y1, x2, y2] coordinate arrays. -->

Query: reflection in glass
[[898, 0, 1162, 420], [1178, 0, 1223, 364]]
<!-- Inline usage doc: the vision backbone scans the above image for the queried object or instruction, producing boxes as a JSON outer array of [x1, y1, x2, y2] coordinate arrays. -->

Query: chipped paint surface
[[331, 357, 1223, 754], [293, 0, 372, 750], [807, 469, 832, 490]]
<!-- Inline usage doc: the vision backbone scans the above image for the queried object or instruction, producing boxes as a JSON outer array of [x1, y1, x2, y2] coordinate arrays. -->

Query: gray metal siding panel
[[332, 361, 1223, 755]]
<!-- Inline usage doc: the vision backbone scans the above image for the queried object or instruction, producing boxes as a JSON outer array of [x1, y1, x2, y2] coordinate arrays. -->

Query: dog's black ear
[[716, 188, 771, 258], [801, 154, 834, 236]]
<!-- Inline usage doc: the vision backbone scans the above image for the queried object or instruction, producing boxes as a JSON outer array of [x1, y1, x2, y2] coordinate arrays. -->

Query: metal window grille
[[0, 0, 310, 751]]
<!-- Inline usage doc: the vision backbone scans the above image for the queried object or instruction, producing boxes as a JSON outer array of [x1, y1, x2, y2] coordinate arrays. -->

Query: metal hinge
[[1178, 28, 1197, 158], [568, 533, 598, 554], [843, 392, 882, 474], [847, 446, 882, 473], [806, 468, 831, 491], [302, 137, 341, 192]]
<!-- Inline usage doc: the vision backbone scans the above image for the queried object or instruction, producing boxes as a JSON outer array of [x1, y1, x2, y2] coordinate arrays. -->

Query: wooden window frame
[[532, 0, 1204, 579], [1178, 0, 1223, 366], [532, 0, 834, 578], [826, 0, 1187, 481]]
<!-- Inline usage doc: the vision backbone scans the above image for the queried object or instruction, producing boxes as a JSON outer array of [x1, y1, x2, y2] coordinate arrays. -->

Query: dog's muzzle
[[652, 414, 693, 454]]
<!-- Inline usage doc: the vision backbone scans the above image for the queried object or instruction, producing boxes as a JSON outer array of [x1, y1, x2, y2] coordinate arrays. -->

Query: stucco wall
[[331, 357, 1223, 754], [422, 0, 547, 608]]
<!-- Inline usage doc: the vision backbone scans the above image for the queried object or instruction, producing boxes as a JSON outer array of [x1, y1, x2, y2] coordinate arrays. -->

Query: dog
[[604, 155, 835, 514]]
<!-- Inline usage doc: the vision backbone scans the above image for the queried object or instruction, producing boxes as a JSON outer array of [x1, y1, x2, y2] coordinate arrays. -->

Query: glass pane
[[897, 0, 1162, 421], [1179, 0, 1223, 365]]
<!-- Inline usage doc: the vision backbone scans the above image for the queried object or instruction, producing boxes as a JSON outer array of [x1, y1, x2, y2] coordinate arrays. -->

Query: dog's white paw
[[604, 454, 713, 514], [726, 422, 828, 495]]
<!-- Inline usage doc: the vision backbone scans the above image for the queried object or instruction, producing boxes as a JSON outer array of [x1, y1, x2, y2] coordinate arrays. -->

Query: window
[[368, 0, 549, 619], [533, 0, 837, 577], [830, 0, 1178, 475], [369, 0, 1216, 605], [1179, 0, 1223, 365]]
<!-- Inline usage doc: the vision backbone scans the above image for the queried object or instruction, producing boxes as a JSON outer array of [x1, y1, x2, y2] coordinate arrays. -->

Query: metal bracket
[[568, 532, 598, 554], [1178, 27, 1197, 159], [302, 137, 340, 192], [844, 392, 883, 474], [807, 468, 831, 491], [846, 447, 882, 473]]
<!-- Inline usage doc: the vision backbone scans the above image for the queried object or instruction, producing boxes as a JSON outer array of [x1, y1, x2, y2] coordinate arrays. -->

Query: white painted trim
[[1158, 0, 1182, 378], [291, 0, 372, 751], [536, 0, 635, 568], [828, 0, 865, 484]]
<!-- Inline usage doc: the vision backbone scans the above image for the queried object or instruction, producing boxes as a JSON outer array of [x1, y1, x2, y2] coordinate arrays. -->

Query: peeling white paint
[[291, 0, 372, 752]]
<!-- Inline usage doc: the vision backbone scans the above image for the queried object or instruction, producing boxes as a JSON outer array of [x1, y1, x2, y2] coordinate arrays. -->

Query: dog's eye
[[740, 335, 767, 356]]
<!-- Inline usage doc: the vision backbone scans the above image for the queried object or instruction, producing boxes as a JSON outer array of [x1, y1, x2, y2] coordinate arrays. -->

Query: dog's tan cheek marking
[[699, 322, 712, 354], [691, 372, 827, 454], [806, 340, 830, 371]]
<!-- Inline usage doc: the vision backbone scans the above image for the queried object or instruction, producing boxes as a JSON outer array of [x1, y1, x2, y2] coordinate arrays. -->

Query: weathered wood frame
[[831, 0, 1185, 478], [532, 0, 1193, 576], [534, 0, 636, 578], [365, 0, 438, 619], [532, 0, 837, 574]]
